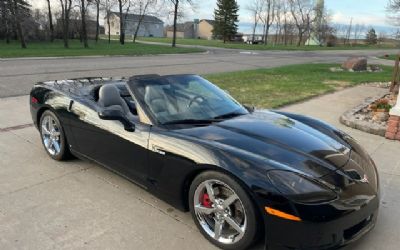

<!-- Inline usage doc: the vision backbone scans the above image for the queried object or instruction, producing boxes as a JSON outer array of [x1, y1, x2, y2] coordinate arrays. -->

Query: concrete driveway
[[0, 84, 399, 250]]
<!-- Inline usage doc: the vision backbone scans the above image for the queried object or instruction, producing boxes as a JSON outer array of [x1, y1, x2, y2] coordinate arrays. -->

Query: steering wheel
[[188, 95, 204, 107]]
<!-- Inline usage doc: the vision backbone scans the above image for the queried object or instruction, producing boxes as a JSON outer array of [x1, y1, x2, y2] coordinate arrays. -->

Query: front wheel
[[39, 110, 70, 161], [189, 171, 260, 250]]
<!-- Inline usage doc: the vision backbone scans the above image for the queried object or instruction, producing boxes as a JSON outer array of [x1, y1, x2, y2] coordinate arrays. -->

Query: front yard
[[205, 64, 393, 108], [0, 39, 204, 58], [138, 37, 398, 51]]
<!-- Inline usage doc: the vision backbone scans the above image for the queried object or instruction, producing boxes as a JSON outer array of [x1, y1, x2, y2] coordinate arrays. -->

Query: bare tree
[[246, 0, 263, 43], [88, 0, 100, 42], [289, 0, 314, 46], [353, 23, 365, 44], [59, 0, 73, 48], [79, 0, 89, 48], [101, 0, 115, 43], [260, 0, 275, 45], [387, 0, 400, 26], [132, 0, 157, 42], [45, 0, 54, 42], [117, 0, 125, 44], [11, 0, 28, 48], [0, 0, 11, 43]]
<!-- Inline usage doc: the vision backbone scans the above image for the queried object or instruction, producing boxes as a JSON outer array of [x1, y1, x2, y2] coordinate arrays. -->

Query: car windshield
[[134, 75, 248, 125]]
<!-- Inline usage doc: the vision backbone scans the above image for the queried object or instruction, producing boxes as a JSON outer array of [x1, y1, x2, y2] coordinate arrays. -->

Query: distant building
[[105, 12, 164, 37], [166, 21, 196, 39], [166, 19, 215, 40], [198, 19, 214, 40]]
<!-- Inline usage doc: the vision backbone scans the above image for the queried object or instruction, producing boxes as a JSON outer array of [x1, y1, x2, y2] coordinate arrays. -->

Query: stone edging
[[339, 93, 388, 137]]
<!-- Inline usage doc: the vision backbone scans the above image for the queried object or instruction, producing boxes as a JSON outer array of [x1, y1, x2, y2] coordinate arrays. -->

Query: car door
[[68, 100, 150, 185]]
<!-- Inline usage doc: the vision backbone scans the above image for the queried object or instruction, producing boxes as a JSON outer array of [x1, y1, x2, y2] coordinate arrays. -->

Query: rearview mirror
[[98, 107, 135, 132]]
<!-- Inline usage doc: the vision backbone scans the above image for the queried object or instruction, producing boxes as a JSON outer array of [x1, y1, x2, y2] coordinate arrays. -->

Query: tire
[[189, 171, 260, 250], [39, 110, 70, 161]]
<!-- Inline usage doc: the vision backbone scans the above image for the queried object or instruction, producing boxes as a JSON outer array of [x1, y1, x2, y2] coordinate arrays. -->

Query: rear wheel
[[189, 171, 259, 250], [39, 110, 70, 161]]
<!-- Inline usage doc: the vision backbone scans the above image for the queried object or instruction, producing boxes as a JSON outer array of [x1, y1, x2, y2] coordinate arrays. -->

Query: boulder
[[342, 57, 368, 71]]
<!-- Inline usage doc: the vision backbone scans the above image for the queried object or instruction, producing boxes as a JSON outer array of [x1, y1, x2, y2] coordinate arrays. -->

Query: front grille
[[343, 214, 373, 240]]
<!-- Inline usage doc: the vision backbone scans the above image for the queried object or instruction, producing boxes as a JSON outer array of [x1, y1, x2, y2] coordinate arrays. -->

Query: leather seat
[[144, 86, 177, 120], [98, 84, 136, 121]]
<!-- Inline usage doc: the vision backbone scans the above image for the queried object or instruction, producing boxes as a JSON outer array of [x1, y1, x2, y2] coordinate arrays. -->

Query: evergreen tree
[[212, 0, 239, 43], [366, 28, 377, 45]]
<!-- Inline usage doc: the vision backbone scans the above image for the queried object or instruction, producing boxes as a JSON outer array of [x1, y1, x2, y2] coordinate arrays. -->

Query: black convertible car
[[30, 74, 379, 250]]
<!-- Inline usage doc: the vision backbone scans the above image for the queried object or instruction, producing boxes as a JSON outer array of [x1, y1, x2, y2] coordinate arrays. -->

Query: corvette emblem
[[359, 174, 369, 184]]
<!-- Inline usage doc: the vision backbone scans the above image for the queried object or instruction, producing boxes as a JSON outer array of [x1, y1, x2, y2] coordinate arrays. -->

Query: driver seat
[[98, 84, 136, 121], [144, 86, 177, 119]]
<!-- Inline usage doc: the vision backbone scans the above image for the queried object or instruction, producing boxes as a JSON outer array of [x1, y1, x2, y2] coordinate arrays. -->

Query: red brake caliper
[[202, 193, 213, 208]]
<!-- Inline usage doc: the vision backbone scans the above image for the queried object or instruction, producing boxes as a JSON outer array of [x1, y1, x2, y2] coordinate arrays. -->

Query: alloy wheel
[[41, 115, 62, 156], [193, 179, 247, 244]]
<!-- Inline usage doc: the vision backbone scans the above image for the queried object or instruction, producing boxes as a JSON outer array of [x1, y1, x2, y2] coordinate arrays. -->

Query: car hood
[[175, 111, 352, 177]]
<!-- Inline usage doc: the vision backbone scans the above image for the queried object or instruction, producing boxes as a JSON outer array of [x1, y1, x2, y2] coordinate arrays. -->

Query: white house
[[105, 12, 164, 37]]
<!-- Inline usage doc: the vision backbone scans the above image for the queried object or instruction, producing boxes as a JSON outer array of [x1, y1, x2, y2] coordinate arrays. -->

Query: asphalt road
[[0, 47, 397, 98]]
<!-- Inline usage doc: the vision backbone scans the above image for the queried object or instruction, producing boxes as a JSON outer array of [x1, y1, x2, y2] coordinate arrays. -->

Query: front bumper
[[264, 194, 379, 249]]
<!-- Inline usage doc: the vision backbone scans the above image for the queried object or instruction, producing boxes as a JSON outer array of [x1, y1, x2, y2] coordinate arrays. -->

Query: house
[[166, 21, 196, 39], [105, 12, 164, 37], [165, 19, 215, 40], [198, 19, 214, 40]]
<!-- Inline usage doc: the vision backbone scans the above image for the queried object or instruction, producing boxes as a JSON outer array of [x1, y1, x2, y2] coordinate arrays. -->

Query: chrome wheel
[[193, 179, 247, 244], [41, 115, 61, 156]]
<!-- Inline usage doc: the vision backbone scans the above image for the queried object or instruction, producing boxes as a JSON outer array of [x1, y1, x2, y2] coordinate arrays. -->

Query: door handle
[[151, 145, 165, 155]]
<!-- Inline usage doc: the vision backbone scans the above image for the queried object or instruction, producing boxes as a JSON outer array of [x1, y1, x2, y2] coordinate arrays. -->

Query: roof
[[166, 22, 194, 32], [111, 12, 163, 24], [200, 19, 215, 25]]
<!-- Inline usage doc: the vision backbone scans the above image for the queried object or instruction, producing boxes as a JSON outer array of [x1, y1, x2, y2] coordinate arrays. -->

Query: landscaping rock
[[342, 57, 368, 71]]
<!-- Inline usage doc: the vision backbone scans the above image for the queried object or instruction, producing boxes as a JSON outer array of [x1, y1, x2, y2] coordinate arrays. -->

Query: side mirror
[[98, 106, 135, 132], [244, 105, 255, 113]]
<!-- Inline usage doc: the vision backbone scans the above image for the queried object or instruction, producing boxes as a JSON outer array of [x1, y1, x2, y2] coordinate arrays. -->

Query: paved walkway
[[0, 85, 399, 249]]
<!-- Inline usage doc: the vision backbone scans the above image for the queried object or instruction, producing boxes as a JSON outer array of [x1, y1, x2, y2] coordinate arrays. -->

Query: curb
[[339, 93, 389, 137]]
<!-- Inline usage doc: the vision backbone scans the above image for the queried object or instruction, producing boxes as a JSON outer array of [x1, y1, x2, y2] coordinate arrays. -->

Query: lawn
[[379, 54, 399, 61], [138, 37, 398, 51], [0, 39, 204, 58], [204, 64, 393, 108]]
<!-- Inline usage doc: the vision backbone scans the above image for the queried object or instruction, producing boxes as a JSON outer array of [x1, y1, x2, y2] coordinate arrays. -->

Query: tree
[[79, 0, 89, 48], [289, 0, 314, 46], [260, 0, 275, 45], [59, 0, 73, 48], [11, 0, 30, 48], [246, 0, 263, 43], [117, 0, 125, 44], [102, 0, 115, 43], [0, 0, 12, 43], [88, 0, 100, 42], [213, 0, 239, 43], [132, 0, 157, 43], [46, 0, 54, 42], [366, 28, 377, 45], [387, 0, 400, 26]]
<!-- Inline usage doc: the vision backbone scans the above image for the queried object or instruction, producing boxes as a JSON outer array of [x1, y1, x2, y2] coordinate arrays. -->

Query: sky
[[29, 0, 398, 34]]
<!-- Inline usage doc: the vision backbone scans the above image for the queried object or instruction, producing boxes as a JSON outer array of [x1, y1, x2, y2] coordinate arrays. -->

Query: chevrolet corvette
[[30, 74, 379, 250]]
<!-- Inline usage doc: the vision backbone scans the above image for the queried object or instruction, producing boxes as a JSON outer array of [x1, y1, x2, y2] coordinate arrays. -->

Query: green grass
[[204, 64, 393, 108], [138, 37, 398, 51], [379, 54, 399, 61], [0, 39, 204, 58]]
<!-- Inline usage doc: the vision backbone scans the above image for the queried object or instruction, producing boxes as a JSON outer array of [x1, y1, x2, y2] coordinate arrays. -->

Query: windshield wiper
[[212, 111, 246, 120], [163, 119, 221, 125]]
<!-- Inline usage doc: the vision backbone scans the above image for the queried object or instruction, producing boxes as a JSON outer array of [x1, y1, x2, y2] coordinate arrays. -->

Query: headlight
[[267, 170, 337, 204]]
